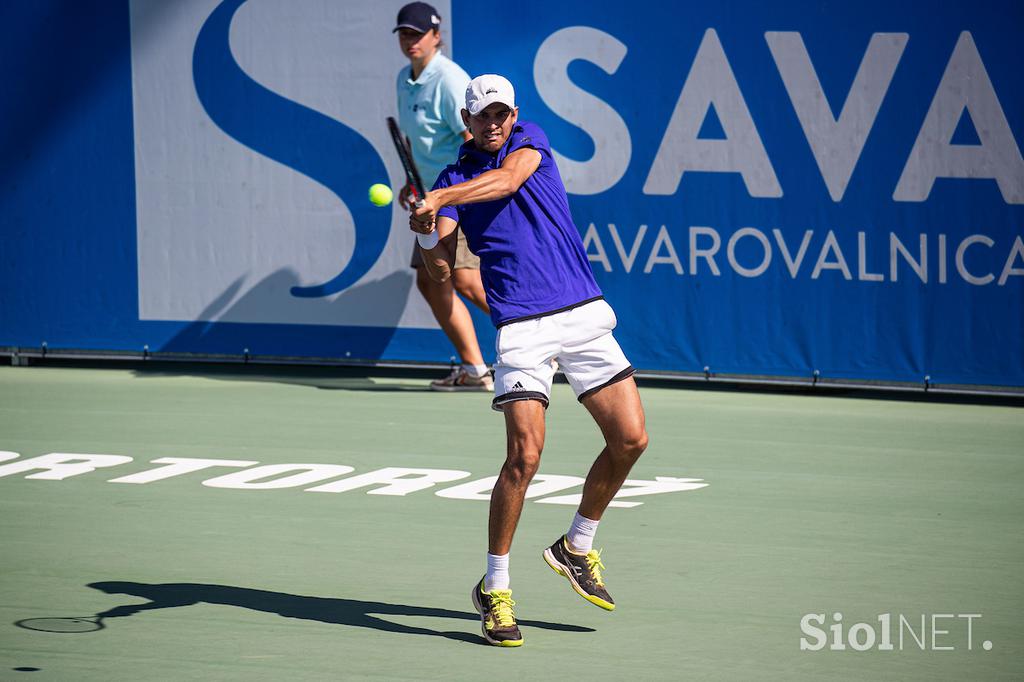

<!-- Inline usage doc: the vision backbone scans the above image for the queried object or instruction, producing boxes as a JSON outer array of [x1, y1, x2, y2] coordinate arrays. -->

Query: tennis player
[[409, 74, 649, 647], [393, 2, 492, 392]]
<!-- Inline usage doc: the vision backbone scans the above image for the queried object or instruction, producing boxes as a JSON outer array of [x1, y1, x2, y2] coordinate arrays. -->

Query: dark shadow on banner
[[153, 268, 415, 365]]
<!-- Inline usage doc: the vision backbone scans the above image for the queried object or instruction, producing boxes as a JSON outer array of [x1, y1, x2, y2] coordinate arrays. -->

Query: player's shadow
[[131, 267, 494, 392], [156, 268, 415, 362], [132, 268, 437, 392], [87, 581, 593, 645], [130, 364, 436, 393]]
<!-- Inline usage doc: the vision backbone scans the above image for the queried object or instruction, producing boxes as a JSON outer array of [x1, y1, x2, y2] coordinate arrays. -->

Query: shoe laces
[[489, 590, 517, 627], [585, 549, 606, 587]]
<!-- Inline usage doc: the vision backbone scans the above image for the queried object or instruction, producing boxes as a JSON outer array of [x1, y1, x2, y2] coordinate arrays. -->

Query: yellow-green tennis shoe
[[543, 536, 615, 611], [471, 578, 524, 647]]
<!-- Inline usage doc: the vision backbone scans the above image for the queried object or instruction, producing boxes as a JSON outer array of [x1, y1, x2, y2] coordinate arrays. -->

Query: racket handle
[[417, 231, 439, 249]]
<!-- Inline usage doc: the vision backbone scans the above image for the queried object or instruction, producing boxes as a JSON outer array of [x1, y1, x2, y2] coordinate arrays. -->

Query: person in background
[[394, 2, 492, 391]]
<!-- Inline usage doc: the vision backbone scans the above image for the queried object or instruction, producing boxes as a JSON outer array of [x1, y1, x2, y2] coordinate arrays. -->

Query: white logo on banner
[[533, 28, 1023, 203], [130, 0, 450, 327]]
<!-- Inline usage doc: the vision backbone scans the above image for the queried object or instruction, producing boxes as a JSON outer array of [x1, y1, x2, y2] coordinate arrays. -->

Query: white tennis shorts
[[492, 298, 635, 411]]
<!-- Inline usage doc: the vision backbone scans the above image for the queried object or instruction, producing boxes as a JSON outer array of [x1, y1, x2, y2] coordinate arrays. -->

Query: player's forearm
[[432, 168, 522, 208]]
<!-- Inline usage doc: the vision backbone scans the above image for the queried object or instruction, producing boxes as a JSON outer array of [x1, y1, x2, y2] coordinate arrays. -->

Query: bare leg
[[452, 267, 490, 315], [578, 377, 648, 520], [415, 266, 484, 366], [488, 400, 546, 555]]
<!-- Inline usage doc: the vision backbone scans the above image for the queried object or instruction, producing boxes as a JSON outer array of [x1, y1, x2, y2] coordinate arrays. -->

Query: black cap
[[392, 2, 441, 33]]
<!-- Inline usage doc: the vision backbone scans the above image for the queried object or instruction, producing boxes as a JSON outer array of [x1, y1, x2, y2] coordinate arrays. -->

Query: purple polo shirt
[[433, 121, 602, 327]]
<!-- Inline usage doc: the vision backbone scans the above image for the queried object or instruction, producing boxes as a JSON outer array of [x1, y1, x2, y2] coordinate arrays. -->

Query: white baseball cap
[[465, 74, 515, 116]]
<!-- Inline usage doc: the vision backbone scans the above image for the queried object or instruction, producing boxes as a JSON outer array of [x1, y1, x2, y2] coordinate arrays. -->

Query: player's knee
[[502, 445, 541, 486], [501, 459, 539, 488], [451, 271, 482, 304], [611, 427, 648, 464], [453, 276, 479, 299]]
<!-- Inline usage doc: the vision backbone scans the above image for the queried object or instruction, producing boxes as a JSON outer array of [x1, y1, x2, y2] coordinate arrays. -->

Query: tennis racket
[[15, 615, 106, 633], [386, 116, 438, 249]]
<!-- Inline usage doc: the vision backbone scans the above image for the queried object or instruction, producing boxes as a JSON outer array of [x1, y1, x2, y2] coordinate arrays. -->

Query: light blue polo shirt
[[396, 53, 470, 185]]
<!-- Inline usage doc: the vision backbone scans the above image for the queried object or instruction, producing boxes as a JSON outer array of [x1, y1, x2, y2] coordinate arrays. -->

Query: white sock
[[464, 363, 489, 378], [566, 512, 599, 554], [485, 553, 510, 592]]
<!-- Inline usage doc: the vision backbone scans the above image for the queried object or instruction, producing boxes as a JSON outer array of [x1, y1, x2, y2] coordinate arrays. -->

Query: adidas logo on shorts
[[511, 381, 524, 392]]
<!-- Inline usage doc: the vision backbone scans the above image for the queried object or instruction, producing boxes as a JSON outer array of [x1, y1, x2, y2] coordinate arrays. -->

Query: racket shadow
[[79, 581, 594, 645], [15, 616, 105, 633]]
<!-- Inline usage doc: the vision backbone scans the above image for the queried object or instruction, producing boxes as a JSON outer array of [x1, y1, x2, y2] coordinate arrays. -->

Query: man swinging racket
[[408, 74, 649, 647]]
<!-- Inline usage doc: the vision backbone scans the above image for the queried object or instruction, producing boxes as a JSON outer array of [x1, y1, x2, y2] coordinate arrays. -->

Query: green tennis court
[[1, 364, 1021, 680]]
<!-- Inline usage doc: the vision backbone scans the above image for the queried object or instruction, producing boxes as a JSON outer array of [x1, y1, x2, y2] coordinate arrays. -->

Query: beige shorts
[[410, 229, 480, 269]]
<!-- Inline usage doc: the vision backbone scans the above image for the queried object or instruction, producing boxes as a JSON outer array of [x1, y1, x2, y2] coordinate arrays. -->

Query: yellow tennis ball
[[368, 183, 393, 207]]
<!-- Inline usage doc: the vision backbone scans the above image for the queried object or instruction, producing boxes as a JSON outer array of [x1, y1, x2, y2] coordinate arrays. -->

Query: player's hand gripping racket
[[386, 116, 438, 249]]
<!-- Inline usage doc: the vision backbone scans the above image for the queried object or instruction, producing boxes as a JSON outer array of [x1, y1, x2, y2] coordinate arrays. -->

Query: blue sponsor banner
[[454, 0, 1023, 386], [1, 0, 1021, 387]]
